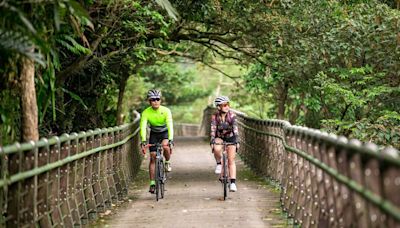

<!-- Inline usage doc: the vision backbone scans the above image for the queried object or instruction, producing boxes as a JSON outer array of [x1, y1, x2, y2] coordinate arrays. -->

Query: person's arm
[[166, 108, 173, 140], [210, 114, 217, 143], [232, 113, 239, 138], [140, 110, 148, 142]]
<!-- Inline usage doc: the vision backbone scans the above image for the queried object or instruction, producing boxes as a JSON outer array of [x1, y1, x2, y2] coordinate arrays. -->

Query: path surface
[[103, 137, 286, 228]]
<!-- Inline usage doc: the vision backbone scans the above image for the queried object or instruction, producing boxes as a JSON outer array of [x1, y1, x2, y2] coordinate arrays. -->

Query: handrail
[[238, 120, 400, 222], [201, 106, 400, 227], [0, 113, 140, 155], [0, 111, 142, 227]]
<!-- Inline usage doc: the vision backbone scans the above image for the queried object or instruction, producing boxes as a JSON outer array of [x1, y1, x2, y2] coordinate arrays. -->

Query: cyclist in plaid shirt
[[210, 96, 239, 192]]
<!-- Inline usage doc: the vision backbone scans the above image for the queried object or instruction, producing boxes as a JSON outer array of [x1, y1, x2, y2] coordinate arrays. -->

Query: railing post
[[348, 139, 369, 227], [381, 147, 400, 227], [69, 132, 81, 227], [319, 132, 335, 227], [277, 122, 286, 182], [261, 121, 270, 177], [36, 139, 51, 226], [362, 143, 383, 227], [47, 136, 63, 226], [295, 129, 308, 226], [113, 127, 123, 199], [24, 141, 36, 225], [6, 142, 20, 227], [59, 134, 74, 227], [335, 136, 355, 227], [292, 128, 303, 225], [283, 128, 295, 218], [268, 122, 276, 179], [119, 126, 129, 196], [107, 128, 117, 202], [84, 130, 97, 220], [303, 131, 316, 227], [131, 122, 142, 181], [307, 131, 319, 227], [91, 129, 105, 213], [76, 131, 89, 225]]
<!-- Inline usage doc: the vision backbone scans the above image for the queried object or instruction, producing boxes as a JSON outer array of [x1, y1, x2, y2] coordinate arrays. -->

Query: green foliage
[[322, 111, 400, 149], [139, 61, 211, 107], [56, 35, 91, 55], [0, 90, 21, 145], [238, 0, 399, 148], [1, 0, 398, 151], [0, 29, 44, 65]]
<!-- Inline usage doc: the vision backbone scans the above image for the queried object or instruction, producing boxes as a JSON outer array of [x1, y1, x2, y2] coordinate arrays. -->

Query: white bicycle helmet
[[214, 96, 230, 106], [147, 89, 161, 99]]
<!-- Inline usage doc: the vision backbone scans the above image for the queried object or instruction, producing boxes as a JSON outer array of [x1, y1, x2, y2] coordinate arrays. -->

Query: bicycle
[[143, 143, 169, 201], [214, 142, 236, 200]]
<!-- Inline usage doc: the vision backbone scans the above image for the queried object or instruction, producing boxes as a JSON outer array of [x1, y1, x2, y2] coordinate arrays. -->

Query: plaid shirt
[[210, 110, 239, 140]]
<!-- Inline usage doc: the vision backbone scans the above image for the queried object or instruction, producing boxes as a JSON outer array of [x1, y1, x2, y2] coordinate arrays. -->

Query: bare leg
[[212, 138, 223, 163], [149, 152, 156, 181], [161, 139, 171, 161], [227, 145, 237, 179]]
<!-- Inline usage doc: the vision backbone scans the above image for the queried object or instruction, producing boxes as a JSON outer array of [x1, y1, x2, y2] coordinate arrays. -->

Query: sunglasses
[[149, 98, 160, 102], [219, 103, 229, 107]]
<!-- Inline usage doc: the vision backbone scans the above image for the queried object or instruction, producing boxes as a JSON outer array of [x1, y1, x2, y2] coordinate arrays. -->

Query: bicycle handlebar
[[141, 143, 173, 155], [213, 142, 237, 145]]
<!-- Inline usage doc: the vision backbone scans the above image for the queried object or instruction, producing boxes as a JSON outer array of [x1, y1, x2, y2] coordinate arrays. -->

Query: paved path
[[100, 137, 286, 228]]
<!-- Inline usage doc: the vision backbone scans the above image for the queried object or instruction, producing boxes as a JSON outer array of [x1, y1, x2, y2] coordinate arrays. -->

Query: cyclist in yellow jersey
[[140, 89, 174, 194]]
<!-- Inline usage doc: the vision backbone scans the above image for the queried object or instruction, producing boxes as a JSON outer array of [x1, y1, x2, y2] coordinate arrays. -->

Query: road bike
[[143, 143, 169, 201], [214, 142, 236, 200]]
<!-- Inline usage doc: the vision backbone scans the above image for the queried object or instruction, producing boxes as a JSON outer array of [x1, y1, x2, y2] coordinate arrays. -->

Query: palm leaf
[[61, 88, 88, 110], [2, 1, 36, 34]]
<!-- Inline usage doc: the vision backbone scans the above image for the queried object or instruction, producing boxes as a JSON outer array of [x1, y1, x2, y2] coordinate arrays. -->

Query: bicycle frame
[[214, 142, 236, 200], [145, 143, 167, 201]]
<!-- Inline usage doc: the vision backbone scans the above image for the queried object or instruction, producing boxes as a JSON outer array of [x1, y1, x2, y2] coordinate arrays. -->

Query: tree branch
[[148, 47, 241, 82]]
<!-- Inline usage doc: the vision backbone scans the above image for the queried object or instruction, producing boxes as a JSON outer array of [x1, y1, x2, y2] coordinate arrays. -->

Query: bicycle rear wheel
[[222, 153, 228, 200]]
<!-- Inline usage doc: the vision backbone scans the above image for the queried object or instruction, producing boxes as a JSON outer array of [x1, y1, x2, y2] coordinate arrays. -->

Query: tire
[[155, 156, 160, 201], [159, 159, 165, 199], [223, 153, 228, 200]]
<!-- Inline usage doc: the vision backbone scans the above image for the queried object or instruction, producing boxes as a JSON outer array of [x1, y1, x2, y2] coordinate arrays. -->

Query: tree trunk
[[20, 56, 39, 141], [289, 103, 301, 124], [276, 82, 289, 119], [116, 74, 129, 125]]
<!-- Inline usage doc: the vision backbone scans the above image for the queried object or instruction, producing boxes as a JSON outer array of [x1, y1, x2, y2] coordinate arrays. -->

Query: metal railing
[[0, 112, 142, 227], [202, 106, 400, 227]]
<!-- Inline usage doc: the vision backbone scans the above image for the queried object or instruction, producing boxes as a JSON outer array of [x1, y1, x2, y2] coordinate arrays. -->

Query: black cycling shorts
[[218, 135, 237, 144], [149, 130, 168, 152]]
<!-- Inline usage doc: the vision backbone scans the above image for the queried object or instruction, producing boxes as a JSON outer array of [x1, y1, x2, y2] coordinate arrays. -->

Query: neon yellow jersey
[[140, 105, 173, 141]]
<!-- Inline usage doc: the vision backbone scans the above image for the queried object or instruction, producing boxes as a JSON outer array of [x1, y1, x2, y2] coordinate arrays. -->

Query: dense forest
[[1, 0, 399, 148]]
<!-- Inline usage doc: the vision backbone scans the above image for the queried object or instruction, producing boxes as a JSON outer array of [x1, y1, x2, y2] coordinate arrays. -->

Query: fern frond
[[0, 29, 45, 65], [56, 35, 91, 55]]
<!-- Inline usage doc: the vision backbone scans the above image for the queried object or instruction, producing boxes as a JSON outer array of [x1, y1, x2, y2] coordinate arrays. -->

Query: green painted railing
[[0, 112, 142, 227], [202, 106, 400, 227]]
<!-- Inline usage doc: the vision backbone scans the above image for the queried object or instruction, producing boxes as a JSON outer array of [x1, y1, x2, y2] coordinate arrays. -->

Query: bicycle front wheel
[[222, 153, 228, 200], [155, 156, 160, 201], [159, 160, 165, 199]]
